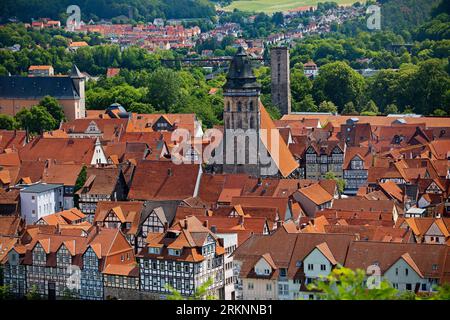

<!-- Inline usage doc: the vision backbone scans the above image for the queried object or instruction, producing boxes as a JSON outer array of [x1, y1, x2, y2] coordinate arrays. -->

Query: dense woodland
[[0, 0, 448, 132], [0, 0, 215, 22]]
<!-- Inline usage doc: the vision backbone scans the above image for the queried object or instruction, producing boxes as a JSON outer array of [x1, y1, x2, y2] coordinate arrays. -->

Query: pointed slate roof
[[70, 64, 84, 78], [223, 47, 261, 91]]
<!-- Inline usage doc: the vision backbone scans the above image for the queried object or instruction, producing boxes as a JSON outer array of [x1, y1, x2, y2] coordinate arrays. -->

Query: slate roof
[[20, 183, 62, 193], [223, 47, 261, 91], [0, 76, 80, 99]]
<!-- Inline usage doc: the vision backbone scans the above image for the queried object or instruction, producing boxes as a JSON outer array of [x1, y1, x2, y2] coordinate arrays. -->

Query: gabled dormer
[[152, 115, 174, 132], [350, 155, 364, 170], [254, 253, 277, 276], [423, 220, 447, 244], [425, 180, 443, 194], [201, 234, 216, 257], [85, 121, 101, 134]]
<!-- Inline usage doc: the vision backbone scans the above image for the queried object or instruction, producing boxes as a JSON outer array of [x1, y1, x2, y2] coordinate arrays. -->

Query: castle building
[[0, 65, 86, 121], [270, 47, 291, 116]]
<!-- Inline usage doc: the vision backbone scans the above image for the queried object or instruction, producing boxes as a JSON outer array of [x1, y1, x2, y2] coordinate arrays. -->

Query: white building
[[216, 232, 238, 300], [20, 183, 64, 224]]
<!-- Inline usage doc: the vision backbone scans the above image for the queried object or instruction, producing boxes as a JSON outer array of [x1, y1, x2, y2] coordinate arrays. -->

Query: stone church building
[[213, 47, 298, 178]]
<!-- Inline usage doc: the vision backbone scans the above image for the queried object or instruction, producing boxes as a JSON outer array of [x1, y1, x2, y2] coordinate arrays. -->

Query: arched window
[[237, 101, 242, 112], [227, 102, 231, 112], [249, 101, 254, 111], [250, 116, 254, 129]]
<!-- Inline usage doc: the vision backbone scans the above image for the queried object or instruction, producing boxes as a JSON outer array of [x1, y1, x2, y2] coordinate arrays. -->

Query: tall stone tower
[[222, 47, 262, 176], [271, 47, 291, 116]]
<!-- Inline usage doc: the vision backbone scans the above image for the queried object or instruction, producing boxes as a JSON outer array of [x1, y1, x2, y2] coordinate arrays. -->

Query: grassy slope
[[223, 0, 359, 13]]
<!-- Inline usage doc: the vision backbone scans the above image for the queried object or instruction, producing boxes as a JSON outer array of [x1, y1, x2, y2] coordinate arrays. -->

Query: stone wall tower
[[222, 47, 262, 176], [271, 47, 291, 116]]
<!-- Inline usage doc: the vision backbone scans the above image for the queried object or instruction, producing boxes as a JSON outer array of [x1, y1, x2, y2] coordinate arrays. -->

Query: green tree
[[128, 102, 156, 114], [15, 106, 57, 133], [430, 283, 450, 300], [409, 59, 450, 115], [432, 108, 447, 116], [0, 114, 17, 130], [38, 95, 65, 124], [0, 285, 10, 300], [297, 94, 318, 112], [324, 171, 345, 194], [147, 68, 183, 112], [307, 266, 399, 300], [313, 61, 365, 110], [62, 288, 77, 300], [342, 102, 358, 115], [384, 104, 399, 115], [75, 166, 87, 192], [290, 69, 312, 103], [361, 100, 379, 115], [74, 165, 87, 208], [167, 278, 216, 300], [318, 101, 338, 113], [25, 285, 41, 300]]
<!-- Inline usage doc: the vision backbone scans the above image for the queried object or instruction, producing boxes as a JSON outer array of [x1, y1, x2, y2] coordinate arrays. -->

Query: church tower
[[222, 47, 262, 176]]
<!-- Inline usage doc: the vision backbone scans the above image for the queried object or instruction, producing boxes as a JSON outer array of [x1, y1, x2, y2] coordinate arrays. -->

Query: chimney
[[276, 220, 283, 228], [184, 219, 188, 229], [297, 182, 300, 190]]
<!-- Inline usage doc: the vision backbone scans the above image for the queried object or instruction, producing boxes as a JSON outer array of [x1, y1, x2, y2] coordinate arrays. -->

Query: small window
[[308, 264, 313, 271], [320, 264, 326, 271], [405, 268, 409, 276], [248, 282, 254, 290]]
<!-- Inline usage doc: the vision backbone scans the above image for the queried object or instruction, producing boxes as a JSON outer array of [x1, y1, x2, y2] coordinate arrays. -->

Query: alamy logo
[[66, 5, 81, 30], [366, 5, 381, 30], [66, 264, 81, 291], [366, 264, 382, 289]]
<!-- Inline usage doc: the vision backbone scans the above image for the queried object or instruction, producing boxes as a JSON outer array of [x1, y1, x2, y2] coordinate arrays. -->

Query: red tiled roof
[[128, 160, 200, 201]]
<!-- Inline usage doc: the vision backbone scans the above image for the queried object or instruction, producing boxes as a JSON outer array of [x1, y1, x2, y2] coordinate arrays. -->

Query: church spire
[[223, 47, 261, 91]]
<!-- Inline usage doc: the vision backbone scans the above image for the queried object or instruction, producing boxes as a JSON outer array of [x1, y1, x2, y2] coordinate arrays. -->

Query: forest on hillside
[[0, 0, 215, 22]]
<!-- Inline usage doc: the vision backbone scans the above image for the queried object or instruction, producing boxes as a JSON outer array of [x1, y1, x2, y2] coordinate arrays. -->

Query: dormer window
[[168, 248, 181, 256], [148, 247, 161, 255], [202, 243, 215, 256]]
